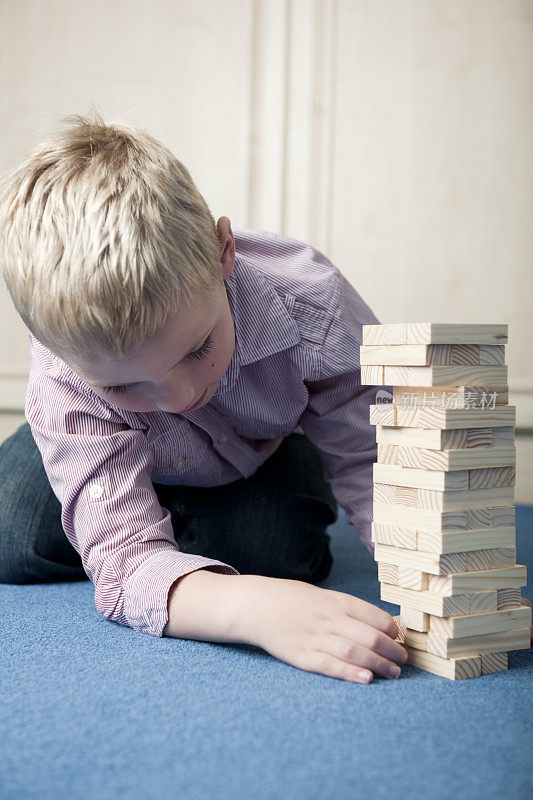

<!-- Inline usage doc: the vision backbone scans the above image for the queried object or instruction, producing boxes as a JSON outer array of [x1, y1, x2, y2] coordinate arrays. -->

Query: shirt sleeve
[[24, 348, 239, 638], [297, 271, 393, 556]]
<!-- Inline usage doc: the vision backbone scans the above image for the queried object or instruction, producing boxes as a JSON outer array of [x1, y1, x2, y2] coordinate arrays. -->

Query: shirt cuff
[[123, 547, 240, 638]]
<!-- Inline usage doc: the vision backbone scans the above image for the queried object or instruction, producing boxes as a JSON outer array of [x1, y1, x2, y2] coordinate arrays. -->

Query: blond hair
[[0, 109, 222, 360]]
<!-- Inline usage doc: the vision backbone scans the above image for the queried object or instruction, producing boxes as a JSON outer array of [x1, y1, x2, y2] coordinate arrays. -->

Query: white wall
[[1, 0, 532, 426]]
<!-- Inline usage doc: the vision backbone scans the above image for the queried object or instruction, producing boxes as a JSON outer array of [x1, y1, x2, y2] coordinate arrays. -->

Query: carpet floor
[[1, 506, 532, 800]]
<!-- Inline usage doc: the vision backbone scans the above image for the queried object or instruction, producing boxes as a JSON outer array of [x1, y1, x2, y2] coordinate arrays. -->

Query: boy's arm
[[25, 338, 407, 680], [25, 348, 239, 638], [297, 271, 392, 555]]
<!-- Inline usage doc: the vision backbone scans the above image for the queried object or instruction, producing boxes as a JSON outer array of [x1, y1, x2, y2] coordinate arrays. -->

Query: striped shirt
[[25, 227, 385, 638]]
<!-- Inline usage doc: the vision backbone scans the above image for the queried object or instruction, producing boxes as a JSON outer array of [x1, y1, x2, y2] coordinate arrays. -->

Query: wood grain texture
[[497, 588, 522, 609], [373, 502, 515, 531], [392, 386, 509, 408], [428, 606, 531, 638], [395, 405, 515, 429], [383, 365, 508, 387], [400, 606, 430, 632], [380, 582, 497, 616], [360, 343, 505, 366], [426, 626, 531, 658], [378, 444, 516, 471], [373, 463, 515, 491], [427, 564, 526, 595], [372, 482, 514, 511], [372, 522, 516, 554], [393, 618, 483, 680], [373, 462, 467, 489], [481, 652, 508, 674], [404, 646, 482, 680], [362, 324, 508, 345]]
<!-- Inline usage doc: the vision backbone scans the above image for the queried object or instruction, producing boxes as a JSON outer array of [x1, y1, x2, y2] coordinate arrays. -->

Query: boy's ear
[[217, 217, 235, 277]]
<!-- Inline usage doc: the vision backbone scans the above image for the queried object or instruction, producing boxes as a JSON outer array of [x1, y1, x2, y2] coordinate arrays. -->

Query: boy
[[0, 111, 408, 684]]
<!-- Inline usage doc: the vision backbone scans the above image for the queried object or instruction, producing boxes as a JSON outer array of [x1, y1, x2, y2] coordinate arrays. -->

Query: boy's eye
[[185, 333, 214, 362], [102, 334, 215, 394], [103, 384, 129, 395]]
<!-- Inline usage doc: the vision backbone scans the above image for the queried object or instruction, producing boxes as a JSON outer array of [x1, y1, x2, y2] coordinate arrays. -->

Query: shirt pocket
[[284, 294, 331, 349]]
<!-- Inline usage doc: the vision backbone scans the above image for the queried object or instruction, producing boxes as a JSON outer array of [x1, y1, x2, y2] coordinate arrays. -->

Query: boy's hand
[[243, 576, 408, 683]]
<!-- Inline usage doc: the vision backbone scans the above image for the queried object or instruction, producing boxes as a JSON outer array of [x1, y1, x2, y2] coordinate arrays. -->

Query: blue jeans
[[0, 422, 337, 585]]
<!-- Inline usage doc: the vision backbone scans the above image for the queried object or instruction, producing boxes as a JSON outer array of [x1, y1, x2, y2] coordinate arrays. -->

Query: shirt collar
[[213, 252, 301, 398]]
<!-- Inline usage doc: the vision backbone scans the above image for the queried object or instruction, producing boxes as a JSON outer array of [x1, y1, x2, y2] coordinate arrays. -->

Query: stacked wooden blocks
[[360, 322, 531, 680]]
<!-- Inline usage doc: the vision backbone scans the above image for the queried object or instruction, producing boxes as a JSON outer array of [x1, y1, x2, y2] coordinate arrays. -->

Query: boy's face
[[62, 217, 237, 414]]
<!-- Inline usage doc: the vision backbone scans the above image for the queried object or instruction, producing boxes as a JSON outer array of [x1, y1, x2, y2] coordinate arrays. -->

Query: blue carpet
[[1, 506, 532, 800]]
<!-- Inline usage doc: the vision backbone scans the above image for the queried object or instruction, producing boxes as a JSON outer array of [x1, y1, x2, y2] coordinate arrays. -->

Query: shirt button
[[218, 432, 229, 444], [174, 456, 186, 470], [89, 483, 104, 499]]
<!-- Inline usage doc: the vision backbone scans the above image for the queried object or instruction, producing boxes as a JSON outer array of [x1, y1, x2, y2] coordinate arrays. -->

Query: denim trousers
[[0, 422, 338, 585]]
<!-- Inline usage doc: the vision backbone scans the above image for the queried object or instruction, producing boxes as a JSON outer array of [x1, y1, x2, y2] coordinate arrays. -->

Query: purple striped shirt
[[24, 227, 384, 638]]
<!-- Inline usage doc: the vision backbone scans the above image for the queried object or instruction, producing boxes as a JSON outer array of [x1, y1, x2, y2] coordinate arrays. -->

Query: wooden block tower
[[360, 323, 531, 680]]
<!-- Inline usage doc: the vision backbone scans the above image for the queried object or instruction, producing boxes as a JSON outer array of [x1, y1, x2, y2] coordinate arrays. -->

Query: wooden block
[[369, 404, 397, 425], [428, 606, 531, 638], [373, 463, 515, 492], [377, 443, 399, 464], [393, 616, 501, 678], [360, 365, 385, 385], [360, 343, 505, 367], [383, 366, 508, 387], [479, 344, 505, 366], [469, 591, 500, 613], [394, 616, 406, 643], [392, 445, 516, 471], [398, 567, 428, 591], [489, 547, 517, 567], [497, 588, 522, 609], [376, 426, 513, 453], [361, 344, 430, 365], [427, 565, 526, 595], [400, 606, 430, 632], [399, 625, 429, 650], [465, 550, 493, 570], [492, 426, 515, 445], [443, 429, 471, 448], [393, 405, 515, 429], [372, 482, 514, 512], [377, 426, 445, 448], [374, 543, 467, 575], [478, 345, 506, 365], [468, 466, 515, 489], [363, 324, 407, 345], [490, 507, 516, 526], [373, 463, 469, 490], [392, 615, 508, 678], [464, 427, 493, 448], [371, 521, 418, 549], [416, 526, 516, 554], [377, 562, 398, 584], [362, 323, 508, 345], [373, 502, 515, 532], [380, 582, 497, 616], [426, 626, 531, 659], [481, 651, 508, 674], [393, 385, 509, 408], [404, 645, 482, 680]]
